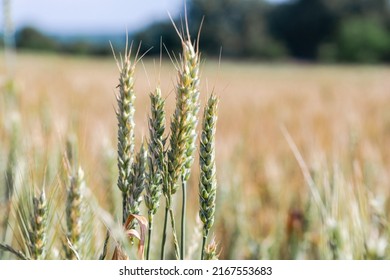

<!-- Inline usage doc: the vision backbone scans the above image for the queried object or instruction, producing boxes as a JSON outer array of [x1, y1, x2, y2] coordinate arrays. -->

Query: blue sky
[[1, 0, 288, 35]]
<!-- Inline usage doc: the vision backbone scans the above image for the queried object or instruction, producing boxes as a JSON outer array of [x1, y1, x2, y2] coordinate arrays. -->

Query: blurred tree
[[134, 0, 287, 59], [16, 26, 58, 51], [267, 0, 337, 60], [189, 0, 286, 58], [335, 17, 390, 63], [133, 22, 182, 56]]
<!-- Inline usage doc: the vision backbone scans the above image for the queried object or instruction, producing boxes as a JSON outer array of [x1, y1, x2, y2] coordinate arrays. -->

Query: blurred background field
[[2, 0, 390, 259]]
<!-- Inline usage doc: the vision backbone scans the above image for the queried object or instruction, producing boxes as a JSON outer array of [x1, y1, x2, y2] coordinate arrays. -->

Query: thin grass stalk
[[160, 206, 169, 259], [146, 221, 152, 260], [3, 0, 16, 77], [1, 126, 17, 251], [161, 175, 180, 260], [169, 206, 180, 260], [160, 162, 180, 259], [99, 230, 110, 260], [201, 236, 206, 260], [181, 177, 186, 259]]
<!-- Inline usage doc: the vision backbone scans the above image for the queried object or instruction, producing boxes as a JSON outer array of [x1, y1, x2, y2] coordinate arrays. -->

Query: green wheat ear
[[199, 94, 219, 260], [128, 141, 148, 217], [162, 28, 201, 259], [28, 189, 48, 260], [145, 87, 166, 259], [65, 166, 85, 259], [113, 42, 137, 224], [63, 136, 85, 260], [145, 87, 165, 219], [167, 39, 201, 194]]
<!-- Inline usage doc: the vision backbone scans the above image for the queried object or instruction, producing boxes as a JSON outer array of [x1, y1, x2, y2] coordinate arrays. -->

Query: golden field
[[1, 52, 390, 259]]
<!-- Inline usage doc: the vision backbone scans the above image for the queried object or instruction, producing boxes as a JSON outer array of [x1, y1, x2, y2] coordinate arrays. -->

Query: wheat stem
[[146, 217, 153, 260], [169, 207, 180, 259], [181, 177, 186, 260], [160, 206, 169, 260], [201, 236, 207, 260]]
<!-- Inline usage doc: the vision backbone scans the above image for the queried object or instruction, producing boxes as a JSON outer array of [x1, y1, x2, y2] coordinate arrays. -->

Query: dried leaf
[[112, 214, 148, 260]]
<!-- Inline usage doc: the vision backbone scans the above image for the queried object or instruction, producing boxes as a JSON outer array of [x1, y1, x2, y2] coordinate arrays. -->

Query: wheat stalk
[[167, 38, 200, 194], [162, 23, 201, 259], [113, 42, 137, 224], [199, 94, 218, 260], [145, 87, 166, 260], [30, 190, 48, 260], [63, 137, 85, 259], [65, 166, 85, 259]]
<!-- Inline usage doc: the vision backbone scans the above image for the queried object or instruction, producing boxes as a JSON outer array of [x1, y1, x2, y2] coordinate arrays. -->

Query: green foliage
[[268, 0, 337, 60], [335, 17, 390, 63], [16, 27, 58, 51]]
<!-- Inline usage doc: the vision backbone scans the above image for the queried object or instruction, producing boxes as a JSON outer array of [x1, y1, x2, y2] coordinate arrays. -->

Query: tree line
[[7, 0, 390, 63], [136, 0, 390, 63]]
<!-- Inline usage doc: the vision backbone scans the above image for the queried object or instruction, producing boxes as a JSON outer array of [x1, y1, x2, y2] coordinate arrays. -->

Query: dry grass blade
[[112, 214, 148, 260], [280, 125, 326, 218]]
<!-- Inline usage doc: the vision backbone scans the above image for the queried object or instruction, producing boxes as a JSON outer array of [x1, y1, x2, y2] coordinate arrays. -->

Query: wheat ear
[[145, 87, 166, 260], [199, 94, 218, 260], [114, 43, 136, 224], [65, 167, 85, 259], [63, 137, 85, 259], [128, 141, 147, 218], [162, 33, 201, 260], [30, 190, 48, 260]]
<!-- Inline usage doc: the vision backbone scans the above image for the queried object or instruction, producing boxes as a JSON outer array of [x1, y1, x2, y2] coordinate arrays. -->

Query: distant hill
[[13, 26, 130, 56]]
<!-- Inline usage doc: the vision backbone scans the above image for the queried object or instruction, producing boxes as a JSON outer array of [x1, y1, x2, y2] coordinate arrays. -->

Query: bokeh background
[[1, 0, 390, 260]]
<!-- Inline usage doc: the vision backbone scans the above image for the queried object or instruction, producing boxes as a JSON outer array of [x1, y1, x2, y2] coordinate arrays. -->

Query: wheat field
[[1, 52, 390, 259]]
